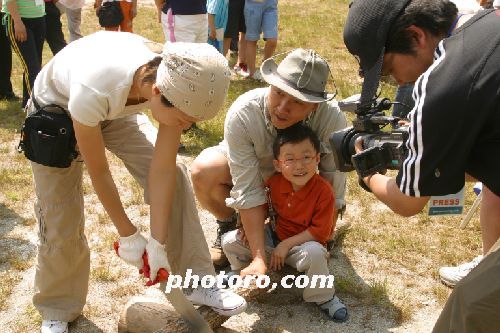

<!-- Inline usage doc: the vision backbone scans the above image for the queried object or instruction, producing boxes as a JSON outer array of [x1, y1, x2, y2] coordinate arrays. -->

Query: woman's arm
[[73, 119, 136, 236], [148, 123, 182, 243]]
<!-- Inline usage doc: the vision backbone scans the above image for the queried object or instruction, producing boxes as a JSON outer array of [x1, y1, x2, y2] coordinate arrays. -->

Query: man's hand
[[269, 241, 291, 271], [117, 229, 147, 268], [146, 237, 171, 282], [240, 257, 267, 277]]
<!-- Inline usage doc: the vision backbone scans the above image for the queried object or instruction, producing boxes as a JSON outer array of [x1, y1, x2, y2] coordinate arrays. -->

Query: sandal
[[318, 295, 349, 323]]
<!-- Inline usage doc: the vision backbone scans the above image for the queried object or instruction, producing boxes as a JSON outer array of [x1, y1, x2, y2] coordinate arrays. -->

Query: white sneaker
[[238, 68, 251, 78], [233, 63, 248, 77], [185, 285, 247, 316], [439, 255, 483, 288], [41, 320, 68, 333], [251, 69, 263, 81]]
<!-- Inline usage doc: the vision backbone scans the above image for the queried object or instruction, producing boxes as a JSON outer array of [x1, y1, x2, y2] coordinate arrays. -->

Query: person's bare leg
[[245, 40, 258, 75], [480, 185, 500, 254], [191, 149, 234, 221], [191, 149, 235, 267], [263, 38, 277, 60], [223, 37, 232, 58], [237, 32, 247, 66]]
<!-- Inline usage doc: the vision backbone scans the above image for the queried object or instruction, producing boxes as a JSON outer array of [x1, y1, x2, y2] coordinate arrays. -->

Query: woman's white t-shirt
[[34, 31, 160, 127]]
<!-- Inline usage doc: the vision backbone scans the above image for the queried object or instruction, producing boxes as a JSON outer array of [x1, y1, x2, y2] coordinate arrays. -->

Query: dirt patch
[[0, 143, 446, 333]]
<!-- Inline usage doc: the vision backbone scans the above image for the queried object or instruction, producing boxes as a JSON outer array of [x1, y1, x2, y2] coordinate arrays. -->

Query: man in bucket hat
[[191, 49, 348, 273], [343, 0, 500, 331]]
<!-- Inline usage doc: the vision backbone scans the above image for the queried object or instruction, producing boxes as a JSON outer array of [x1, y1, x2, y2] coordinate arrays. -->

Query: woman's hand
[[117, 229, 147, 268], [146, 237, 171, 282]]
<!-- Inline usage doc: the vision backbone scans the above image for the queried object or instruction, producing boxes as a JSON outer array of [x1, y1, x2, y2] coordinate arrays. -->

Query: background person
[[27, 32, 245, 333], [207, 0, 228, 54], [94, 0, 137, 33], [224, 0, 247, 73], [240, 0, 278, 80], [155, 0, 207, 43], [59, 0, 84, 42], [44, 0, 67, 55], [222, 124, 349, 323], [1, 0, 45, 108], [0, 0, 18, 101], [191, 48, 348, 272], [343, 0, 500, 330]]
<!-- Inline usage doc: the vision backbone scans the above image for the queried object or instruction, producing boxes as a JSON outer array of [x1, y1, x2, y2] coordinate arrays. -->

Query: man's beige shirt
[[223, 87, 348, 211]]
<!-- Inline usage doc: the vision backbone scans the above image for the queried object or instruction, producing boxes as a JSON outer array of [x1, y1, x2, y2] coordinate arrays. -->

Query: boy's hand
[[240, 257, 267, 277], [270, 241, 291, 271]]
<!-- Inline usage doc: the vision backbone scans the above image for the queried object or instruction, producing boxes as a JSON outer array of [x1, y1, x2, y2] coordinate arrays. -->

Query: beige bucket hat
[[156, 42, 232, 120], [261, 48, 336, 103]]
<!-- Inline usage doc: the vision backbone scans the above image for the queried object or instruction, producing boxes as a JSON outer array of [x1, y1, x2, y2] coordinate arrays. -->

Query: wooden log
[[118, 224, 350, 333], [118, 270, 292, 333], [117, 294, 231, 333]]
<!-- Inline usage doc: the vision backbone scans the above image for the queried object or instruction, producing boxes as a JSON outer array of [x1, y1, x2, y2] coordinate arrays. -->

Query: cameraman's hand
[[354, 136, 364, 154], [117, 229, 147, 269]]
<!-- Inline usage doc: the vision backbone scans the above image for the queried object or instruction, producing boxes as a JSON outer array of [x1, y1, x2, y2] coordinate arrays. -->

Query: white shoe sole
[[190, 299, 247, 316]]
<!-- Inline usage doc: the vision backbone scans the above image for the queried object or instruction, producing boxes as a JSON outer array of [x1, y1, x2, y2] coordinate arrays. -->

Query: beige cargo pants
[[31, 113, 215, 322], [222, 224, 335, 304]]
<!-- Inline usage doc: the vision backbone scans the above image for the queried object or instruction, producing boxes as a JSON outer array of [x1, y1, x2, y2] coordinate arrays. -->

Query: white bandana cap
[[156, 42, 231, 121]]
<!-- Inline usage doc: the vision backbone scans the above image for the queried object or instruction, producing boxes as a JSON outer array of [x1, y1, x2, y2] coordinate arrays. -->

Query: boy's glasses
[[279, 156, 315, 167]]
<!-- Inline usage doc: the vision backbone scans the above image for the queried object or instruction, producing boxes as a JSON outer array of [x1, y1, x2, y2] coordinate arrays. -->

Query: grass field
[[0, 1, 483, 332]]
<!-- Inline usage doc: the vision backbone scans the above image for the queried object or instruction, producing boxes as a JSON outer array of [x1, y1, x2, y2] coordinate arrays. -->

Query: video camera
[[330, 95, 409, 179]]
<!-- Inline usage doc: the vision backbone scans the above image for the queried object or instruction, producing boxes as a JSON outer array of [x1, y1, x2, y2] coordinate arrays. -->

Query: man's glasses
[[279, 156, 315, 167]]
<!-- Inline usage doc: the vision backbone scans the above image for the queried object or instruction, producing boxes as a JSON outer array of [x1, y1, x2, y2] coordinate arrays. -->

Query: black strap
[[30, 93, 71, 117]]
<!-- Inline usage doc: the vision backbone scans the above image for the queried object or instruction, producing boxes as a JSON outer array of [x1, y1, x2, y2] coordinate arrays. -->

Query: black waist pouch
[[18, 104, 78, 168]]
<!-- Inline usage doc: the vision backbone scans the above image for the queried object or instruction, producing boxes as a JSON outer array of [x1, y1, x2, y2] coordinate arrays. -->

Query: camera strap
[[264, 187, 277, 230], [264, 186, 281, 246]]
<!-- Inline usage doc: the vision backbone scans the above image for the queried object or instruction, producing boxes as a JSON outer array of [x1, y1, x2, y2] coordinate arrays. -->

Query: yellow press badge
[[428, 187, 464, 215]]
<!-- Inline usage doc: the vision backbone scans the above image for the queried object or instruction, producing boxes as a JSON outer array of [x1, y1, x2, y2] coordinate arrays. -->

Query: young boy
[[221, 123, 348, 322]]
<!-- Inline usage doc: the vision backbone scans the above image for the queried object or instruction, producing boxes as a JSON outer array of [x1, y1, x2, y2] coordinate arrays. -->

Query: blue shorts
[[244, 0, 278, 41]]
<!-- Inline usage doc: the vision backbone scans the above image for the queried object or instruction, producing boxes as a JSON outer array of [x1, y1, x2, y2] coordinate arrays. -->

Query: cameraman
[[344, 0, 500, 331]]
